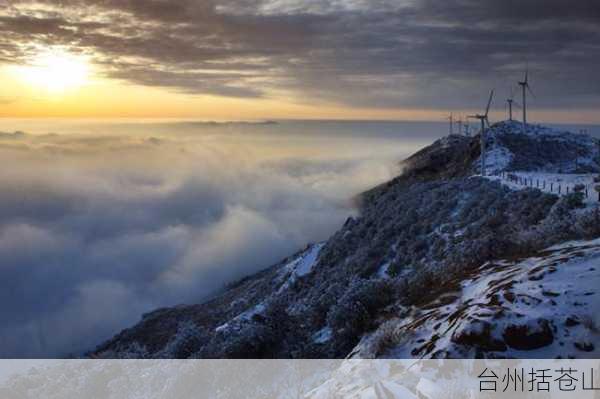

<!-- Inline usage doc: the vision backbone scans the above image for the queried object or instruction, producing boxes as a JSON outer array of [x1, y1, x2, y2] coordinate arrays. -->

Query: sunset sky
[[1, 0, 600, 122]]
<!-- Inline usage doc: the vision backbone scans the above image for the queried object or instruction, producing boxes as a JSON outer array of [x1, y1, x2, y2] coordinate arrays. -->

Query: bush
[[157, 321, 205, 358], [327, 279, 395, 342], [564, 192, 585, 209]]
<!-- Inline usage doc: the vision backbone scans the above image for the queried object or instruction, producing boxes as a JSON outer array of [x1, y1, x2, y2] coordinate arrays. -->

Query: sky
[[0, 0, 599, 122]]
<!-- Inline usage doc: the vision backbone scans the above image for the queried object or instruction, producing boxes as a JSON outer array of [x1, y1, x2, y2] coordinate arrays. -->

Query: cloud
[[0, 1, 599, 109], [0, 121, 409, 357]]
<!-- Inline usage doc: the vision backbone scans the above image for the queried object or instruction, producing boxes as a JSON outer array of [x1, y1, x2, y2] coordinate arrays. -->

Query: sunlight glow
[[15, 49, 91, 93]]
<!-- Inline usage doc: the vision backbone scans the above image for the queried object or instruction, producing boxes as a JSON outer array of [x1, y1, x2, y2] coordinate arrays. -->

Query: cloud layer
[[1, 1, 599, 109], [0, 120, 432, 357]]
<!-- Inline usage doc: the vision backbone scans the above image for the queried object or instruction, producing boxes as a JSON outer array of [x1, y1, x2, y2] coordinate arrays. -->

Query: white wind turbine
[[468, 90, 494, 176], [464, 123, 471, 137], [506, 87, 521, 122], [447, 113, 454, 135], [456, 116, 463, 136], [517, 69, 534, 132]]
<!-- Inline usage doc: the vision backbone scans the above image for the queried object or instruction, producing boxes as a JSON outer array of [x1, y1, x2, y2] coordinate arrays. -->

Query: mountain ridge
[[91, 121, 600, 359]]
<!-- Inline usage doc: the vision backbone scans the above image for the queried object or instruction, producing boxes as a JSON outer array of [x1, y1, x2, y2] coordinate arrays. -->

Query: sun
[[15, 49, 91, 93]]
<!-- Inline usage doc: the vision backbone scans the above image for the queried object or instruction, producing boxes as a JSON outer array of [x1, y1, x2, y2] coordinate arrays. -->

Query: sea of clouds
[[0, 120, 440, 357]]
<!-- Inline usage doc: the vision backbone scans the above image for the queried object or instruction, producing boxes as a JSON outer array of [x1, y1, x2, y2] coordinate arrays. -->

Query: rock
[[574, 342, 595, 352], [565, 316, 580, 327], [542, 291, 560, 297], [502, 319, 554, 350], [451, 320, 507, 352]]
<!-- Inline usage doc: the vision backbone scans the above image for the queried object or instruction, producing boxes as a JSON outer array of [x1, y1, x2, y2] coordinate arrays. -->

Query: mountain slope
[[353, 237, 600, 359], [482, 121, 600, 174], [91, 122, 600, 359]]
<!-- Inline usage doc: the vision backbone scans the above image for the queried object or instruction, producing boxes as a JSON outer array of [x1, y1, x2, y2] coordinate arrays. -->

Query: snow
[[214, 303, 266, 332], [215, 243, 324, 333], [295, 243, 324, 277], [312, 327, 333, 344], [487, 171, 599, 205], [276, 242, 325, 294], [475, 120, 600, 177], [416, 378, 445, 399], [360, 237, 600, 358], [376, 262, 390, 278], [237, 303, 266, 321], [378, 381, 417, 399], [481, 145, 513, 175]]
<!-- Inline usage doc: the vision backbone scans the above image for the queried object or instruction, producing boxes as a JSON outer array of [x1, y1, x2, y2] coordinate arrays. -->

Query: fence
[[497, 171, 600, 201]]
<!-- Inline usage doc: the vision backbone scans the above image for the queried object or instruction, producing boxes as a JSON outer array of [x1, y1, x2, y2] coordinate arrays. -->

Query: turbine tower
[[464, 123, 471, 137], [517, 69, 534, 132], [468, 90, 494, 177], [506, 87, 521, 122], [447, 113, 454, 135]]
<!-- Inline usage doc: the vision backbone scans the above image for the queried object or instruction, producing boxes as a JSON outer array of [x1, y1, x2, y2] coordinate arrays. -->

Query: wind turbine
[[506, 87, 520, 122], [447, 113, 454, 135], [468, 89, 494, 176], [464, 123, 471, 137], [517, 69, 534, 132]]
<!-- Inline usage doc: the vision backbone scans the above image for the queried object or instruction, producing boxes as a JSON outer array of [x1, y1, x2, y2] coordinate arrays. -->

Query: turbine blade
[[526, 84, 535, 98], [485, 89, 494, 116]]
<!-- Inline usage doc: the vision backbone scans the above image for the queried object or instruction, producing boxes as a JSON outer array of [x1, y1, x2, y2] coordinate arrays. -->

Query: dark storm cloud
[[0, 1, 599, 106]]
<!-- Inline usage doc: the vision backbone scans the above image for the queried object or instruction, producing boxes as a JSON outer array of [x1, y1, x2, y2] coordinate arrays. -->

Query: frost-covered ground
[[215, 242, 325, 335], [487, 172, 599, 205], [477, 120, 600, 175], [477, 120, 600, 206], [356, 238, 600, 359]]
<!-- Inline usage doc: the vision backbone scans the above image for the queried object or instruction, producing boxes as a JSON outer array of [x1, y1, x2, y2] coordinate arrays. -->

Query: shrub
[[327, 279, 395, 341], [564, 192, 585, 209], [157, 321, 205, 358]]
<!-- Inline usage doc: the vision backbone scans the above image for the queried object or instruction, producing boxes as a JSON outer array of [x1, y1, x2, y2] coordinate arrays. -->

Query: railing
[[496, 171, 599, 201]]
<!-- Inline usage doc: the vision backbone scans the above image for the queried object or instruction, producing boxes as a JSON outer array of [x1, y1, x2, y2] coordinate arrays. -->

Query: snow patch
[[312, 327, 333, 344], [296, 243, 324, 277]]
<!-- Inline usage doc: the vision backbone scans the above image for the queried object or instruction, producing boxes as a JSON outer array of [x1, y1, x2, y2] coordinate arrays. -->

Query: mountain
[[91, 121, 600, 359]]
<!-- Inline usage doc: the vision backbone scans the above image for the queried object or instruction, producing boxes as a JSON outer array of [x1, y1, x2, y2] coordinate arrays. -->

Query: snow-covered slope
[[480, 121, 600, 175], [354, 238, 600, 359]]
